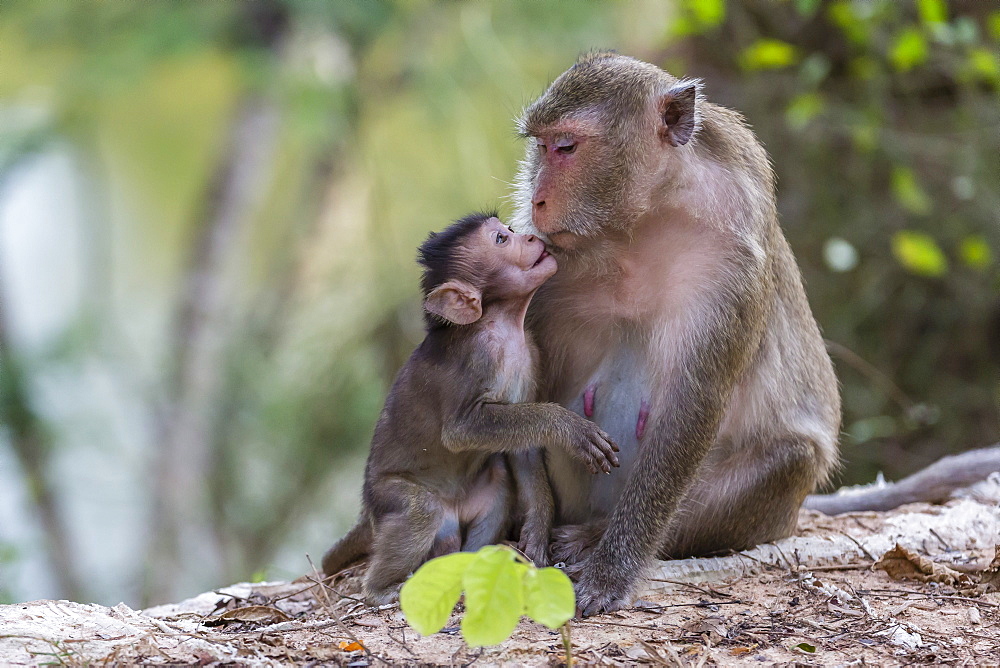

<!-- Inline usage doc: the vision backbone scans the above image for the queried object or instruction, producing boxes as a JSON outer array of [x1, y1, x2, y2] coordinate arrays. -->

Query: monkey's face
[[472, 217, 557, 298], [516, 116, 639, 253]]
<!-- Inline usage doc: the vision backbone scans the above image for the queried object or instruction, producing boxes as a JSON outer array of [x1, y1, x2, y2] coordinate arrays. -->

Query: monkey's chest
[[550, 342, 652, 520], [489, 345, 537, 404]]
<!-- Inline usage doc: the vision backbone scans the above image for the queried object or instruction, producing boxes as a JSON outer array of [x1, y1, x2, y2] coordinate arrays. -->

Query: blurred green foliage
[[0, 0, 996, 605]]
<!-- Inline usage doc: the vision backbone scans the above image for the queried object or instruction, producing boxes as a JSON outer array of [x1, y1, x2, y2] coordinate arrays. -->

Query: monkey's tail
[[321, 519, 372, 576], [803, 444, 1000, 516]]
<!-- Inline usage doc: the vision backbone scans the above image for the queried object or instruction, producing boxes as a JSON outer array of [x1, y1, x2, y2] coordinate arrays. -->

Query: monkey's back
[[360, 330, 500, 516]]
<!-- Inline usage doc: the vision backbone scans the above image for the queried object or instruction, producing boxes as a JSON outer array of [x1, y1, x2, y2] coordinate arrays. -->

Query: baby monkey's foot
[[551, 520, 607, 573], [517, 523, 551, 567]]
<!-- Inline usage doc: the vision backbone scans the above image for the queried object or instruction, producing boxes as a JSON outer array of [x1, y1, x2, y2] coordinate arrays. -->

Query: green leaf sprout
[[400, 545, 575, 648]]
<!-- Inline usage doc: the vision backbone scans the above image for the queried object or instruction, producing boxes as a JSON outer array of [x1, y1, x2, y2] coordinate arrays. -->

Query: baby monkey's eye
[[495, 231, 508, 245]]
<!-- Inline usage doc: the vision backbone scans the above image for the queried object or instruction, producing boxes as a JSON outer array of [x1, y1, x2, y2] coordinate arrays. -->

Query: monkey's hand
[[517, 522, 551, 567], [564, 418, 620, 474]]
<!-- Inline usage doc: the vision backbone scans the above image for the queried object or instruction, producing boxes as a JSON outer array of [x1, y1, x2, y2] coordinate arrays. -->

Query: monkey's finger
[[601, 440, 621, 467], [587, 443, 613, 473], [580, 449, 603, 474], [591, 435, 620, 467]]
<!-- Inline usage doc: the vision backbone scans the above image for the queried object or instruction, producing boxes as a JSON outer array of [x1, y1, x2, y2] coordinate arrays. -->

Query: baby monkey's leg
[[363, 479, 444, 605], [512, 449, 554, 566], [462, 455, 513, 551]]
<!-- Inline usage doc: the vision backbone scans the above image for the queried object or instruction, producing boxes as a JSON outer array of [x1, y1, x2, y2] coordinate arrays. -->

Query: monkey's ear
[[424, 280, 483, 325], [658, 80, 701, 147]]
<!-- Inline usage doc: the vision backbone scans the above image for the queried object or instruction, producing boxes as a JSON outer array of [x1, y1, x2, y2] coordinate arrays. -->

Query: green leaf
[[967, 48, 1000, 84], [460, 546, 525, 646], [739, 39, 799, 71], [917, 0, 947, 25], [890, 28, 928, 72], [786, 93, 823, 131], [828, 1, 870, 45], [400, 552, 476, 636], [794, 642, 817, 653], [849, 121, 878, 153], [794, 0, 821, 17], [671, 0, 725, 37], [687, 0, 725, 27], [988, 11, 1000, 40], [849, 55, 879, 81], [892, 231, 948, 277], [523, 567, 575, 629], [891, 167, 932, 216], [960, 236, 992, 270]]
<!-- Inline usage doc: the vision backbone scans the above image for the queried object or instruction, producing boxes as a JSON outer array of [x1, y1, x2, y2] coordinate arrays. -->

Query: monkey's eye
[[534, 138, 546, 154], [495, 231, 508, 245], [554, 138, 577, 154]]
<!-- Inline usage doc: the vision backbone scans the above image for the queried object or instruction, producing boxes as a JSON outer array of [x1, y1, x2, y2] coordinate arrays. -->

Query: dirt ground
[[2, 492, 999, 666]]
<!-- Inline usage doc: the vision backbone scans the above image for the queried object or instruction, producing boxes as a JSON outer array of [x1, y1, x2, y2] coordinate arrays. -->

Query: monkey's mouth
[[533, 249, 550, 267]]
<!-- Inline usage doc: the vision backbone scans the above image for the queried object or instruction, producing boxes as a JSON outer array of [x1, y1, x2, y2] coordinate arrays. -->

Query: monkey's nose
[[526, 235, 536, 243]]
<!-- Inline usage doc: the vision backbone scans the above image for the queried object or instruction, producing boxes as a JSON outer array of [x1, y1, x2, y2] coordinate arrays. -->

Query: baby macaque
[[321, 212, 619, 604]]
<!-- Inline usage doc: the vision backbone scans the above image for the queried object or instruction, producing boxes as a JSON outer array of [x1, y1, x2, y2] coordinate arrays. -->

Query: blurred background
[[0, 0, 997, 608]]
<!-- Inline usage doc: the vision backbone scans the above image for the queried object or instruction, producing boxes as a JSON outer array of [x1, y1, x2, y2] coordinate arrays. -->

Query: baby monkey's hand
[[566, 418, 620, 474]]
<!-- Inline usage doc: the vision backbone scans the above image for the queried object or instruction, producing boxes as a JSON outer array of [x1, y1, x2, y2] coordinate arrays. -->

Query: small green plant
[[400, 545, 575, 654]]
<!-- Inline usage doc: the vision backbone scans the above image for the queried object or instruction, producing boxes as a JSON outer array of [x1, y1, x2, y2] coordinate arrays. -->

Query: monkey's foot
[[573, 569, 636, 617], [517, 523, 551, 567], [362, 585, 400, 607], [551, 521, 607, 568]]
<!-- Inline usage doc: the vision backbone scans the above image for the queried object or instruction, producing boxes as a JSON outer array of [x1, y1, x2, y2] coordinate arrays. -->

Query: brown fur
[[512, 53, 841, 615], [321, 214, 619, 604]]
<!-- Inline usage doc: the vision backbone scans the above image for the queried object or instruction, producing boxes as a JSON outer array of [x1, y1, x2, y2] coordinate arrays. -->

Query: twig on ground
[[647, 579, 736, 599], [863, 588, 999, 607]]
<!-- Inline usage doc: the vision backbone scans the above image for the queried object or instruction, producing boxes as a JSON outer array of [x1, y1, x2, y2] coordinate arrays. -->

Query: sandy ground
[[2, 491, 999, 666]]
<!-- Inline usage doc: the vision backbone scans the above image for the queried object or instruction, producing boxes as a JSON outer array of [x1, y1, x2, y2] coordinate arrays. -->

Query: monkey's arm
[[443, 401, 619, 474], [576, 283, 767, 615]]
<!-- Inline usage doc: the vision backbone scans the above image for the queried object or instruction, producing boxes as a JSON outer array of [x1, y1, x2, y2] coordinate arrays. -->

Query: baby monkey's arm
[[443, 400, 620, 474]]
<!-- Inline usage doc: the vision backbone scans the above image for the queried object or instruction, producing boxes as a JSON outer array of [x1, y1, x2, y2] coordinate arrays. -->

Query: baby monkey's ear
[[424, 280, 482, 325]]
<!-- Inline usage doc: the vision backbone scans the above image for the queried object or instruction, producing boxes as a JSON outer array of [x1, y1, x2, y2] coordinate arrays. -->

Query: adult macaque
[[321, 213, 619, 604], [511, 53, 841, 615]]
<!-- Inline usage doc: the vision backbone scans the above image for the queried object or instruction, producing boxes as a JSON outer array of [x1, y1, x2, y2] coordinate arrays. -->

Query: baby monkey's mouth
[[533, 249, 550, 267]]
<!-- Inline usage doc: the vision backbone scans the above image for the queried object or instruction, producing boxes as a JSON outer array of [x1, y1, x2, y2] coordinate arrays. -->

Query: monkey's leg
[[428, 517, 462, 559], [363, 484, 444, 605], [462, 455, 513, 552], [512, 449, 554, 566], [321, 518, 372, 576], [659, 436, 819, 559]]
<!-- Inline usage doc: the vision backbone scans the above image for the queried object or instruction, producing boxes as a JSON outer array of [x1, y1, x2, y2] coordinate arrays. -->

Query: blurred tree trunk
[[207, 152, 343, 577], [144, 96, 280, 605], [0, 276, 84, 601]]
